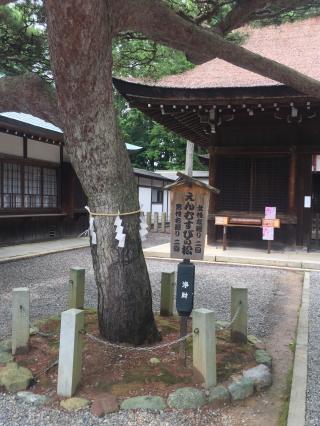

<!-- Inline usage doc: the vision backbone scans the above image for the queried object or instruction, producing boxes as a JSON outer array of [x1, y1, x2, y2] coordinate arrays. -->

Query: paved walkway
[[145, 242, 320, 270], [1, 237, 320, 270]]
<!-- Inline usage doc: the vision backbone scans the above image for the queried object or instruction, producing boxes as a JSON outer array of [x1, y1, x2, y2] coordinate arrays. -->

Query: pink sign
[[262, 226, 274, 241], [265, 206, 276, 220]]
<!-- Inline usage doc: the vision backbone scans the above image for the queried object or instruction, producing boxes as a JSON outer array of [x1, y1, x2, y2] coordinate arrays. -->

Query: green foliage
[[0, 2, 50, 79]]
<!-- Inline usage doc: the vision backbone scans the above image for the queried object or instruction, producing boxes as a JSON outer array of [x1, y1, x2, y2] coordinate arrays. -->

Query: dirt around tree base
[[0, 270, 302, 425], [4, 311, 260, 408]]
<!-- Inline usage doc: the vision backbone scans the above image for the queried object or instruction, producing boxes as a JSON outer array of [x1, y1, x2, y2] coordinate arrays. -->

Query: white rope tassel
[[85, 206, 97, 245], [114, 213, 126, 248], [139, 206, 148, 242]]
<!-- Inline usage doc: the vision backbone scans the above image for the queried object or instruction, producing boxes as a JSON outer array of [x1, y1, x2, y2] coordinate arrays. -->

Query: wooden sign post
[[165, 173, 219, 365]]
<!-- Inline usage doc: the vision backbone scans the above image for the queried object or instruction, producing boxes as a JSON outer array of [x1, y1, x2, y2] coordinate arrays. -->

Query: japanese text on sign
[[171, 189, 209, 260]]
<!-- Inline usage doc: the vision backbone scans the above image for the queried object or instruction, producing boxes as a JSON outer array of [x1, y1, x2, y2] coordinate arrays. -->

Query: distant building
[[114, 18, 320, 249], [0, 112, 172, 245]]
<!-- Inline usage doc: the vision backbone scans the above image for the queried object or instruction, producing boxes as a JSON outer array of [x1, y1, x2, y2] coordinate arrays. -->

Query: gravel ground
[[306, 271, 320, 426], [0, 242, 298, 425]]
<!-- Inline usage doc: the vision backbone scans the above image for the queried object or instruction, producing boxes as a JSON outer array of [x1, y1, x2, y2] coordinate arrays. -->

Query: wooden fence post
[[161, 212, 166, 233], [68, 267, 85, 310], [192, 308, 216, 388], [57, 309, 84, 397], [12, 287, 30, 355], [231, 287, 248, 343], [160, 272, 175, 316], [154, 212, 159, 232], [146, 212, 152, 230]]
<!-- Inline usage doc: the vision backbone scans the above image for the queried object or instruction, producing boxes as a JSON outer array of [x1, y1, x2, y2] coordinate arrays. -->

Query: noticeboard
[[170, 189, 210, 261]]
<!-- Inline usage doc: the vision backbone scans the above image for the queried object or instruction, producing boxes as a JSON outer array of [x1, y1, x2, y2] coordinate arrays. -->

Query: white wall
[[139, 187, 151, 213], [28, 139, 60, 163], [0, 133, 23, 157], [152, 203, 163, 214]]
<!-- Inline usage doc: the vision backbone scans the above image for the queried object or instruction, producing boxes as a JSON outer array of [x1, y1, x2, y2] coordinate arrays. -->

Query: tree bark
[[45, 0, 160, 344], [0, 74, 60, 126]]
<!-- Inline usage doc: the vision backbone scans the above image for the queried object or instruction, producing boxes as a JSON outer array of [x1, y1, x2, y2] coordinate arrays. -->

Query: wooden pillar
[[230, 287, 248, 344], [288, 149, 297, 214], [68, 267, 85, 309], [207, 147, 217, 244], [160, 272, 175, 316], [193, 308, 216, 388]]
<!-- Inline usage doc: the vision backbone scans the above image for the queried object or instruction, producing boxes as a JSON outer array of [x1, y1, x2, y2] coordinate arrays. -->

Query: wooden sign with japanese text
[[170, 187, 210, 260]]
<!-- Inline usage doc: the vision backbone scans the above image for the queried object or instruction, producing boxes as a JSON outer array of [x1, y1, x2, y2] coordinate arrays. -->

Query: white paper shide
[[115, 214, 126, 248]]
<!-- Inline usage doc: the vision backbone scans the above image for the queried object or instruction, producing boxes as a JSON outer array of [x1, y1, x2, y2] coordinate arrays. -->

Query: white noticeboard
[[265, 206, 276, 219], [262, 226, 274, 241], [304, 196, 311, 208]]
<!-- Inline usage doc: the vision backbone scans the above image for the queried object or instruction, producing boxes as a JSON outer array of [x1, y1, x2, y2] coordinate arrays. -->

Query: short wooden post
[[68, 267, 85, 309], [192, 308, 216, 388], [161, 212, 166, 233], [12, 287, 30, 355], [154, 212, 159, 232], [146, 212, 152, 230], [231, 287, 248, 343], [160, 272, 175, 316], [57, 309, 84, 397]]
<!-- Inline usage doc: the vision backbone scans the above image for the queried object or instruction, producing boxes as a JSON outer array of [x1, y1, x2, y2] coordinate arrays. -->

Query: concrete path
[[1, 237, 320, 270], [145, 243, 320, 270]]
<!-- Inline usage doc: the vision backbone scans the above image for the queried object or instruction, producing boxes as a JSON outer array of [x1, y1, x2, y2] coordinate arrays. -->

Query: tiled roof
[[0, 112, 141, 151], [141, 17, 320, 89]]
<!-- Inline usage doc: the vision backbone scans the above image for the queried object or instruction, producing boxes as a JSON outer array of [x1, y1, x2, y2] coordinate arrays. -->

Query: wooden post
[[146, 212, 152, 230], [154, 212, 159, 232], [57, 309, 84, 397], [179, 316, 188, 367], [207, 146, 217, 245], [160, 272, 175, 316], [231, 287, 248, 344], [68, 267, 85, 309], [192, 308, 216, 388], [12, 287, 30, 355], [161, 212, 166, 233], [222, 225, 227, 250], [288, 149, 297, 214], [185, 141, 194, 177]]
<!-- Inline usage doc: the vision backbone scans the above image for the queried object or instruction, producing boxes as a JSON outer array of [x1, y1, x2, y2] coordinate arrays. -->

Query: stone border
[[287, 272, 310, 426]]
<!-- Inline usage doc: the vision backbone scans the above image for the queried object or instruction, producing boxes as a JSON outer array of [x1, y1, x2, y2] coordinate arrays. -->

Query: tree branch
[[113, 0, 320, 99], [0, 73, 61, 127], [216, 0, 269, 34]]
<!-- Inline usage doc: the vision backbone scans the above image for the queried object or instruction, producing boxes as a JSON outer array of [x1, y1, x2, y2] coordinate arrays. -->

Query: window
[[151, 188, 163, 203], [0, 159, 58, 209], [216, 156, 289, 213], [3, 162, 22, 208]]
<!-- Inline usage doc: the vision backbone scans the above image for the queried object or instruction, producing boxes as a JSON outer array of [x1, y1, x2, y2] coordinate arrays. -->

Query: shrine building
[[113, 17, 320, 250]]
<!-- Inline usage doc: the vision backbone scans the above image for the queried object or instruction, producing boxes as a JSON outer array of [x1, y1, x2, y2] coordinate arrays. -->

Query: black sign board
[[176, 260, 195, 317]]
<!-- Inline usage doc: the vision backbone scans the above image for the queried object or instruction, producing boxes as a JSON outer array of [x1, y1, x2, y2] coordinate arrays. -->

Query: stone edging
[[287, 272, 310, 426]]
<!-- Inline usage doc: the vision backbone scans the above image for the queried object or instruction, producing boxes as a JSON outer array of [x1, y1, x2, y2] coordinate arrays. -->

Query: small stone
[[29, 327, 39, 336], [16, 391, 49, 406], [0, 352, 13, 364], [0, 339, 11, 352], [254, 350, 272, 368], [248, 335, 265, 350], [243, 365, 272, 391], [120, 395, 166, 411], [0, 362, 33, 392], [149, 357, 161, 365], [167, 387, 207, 409], [60, 397, 90, 411], [228, 377, 254, 401], [91, 393, 119, 417], [207, 385, 230, 404]]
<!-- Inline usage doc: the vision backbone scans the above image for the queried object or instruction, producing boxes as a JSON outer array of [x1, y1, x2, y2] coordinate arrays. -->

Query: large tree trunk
[[45, 0, 160, 344]]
